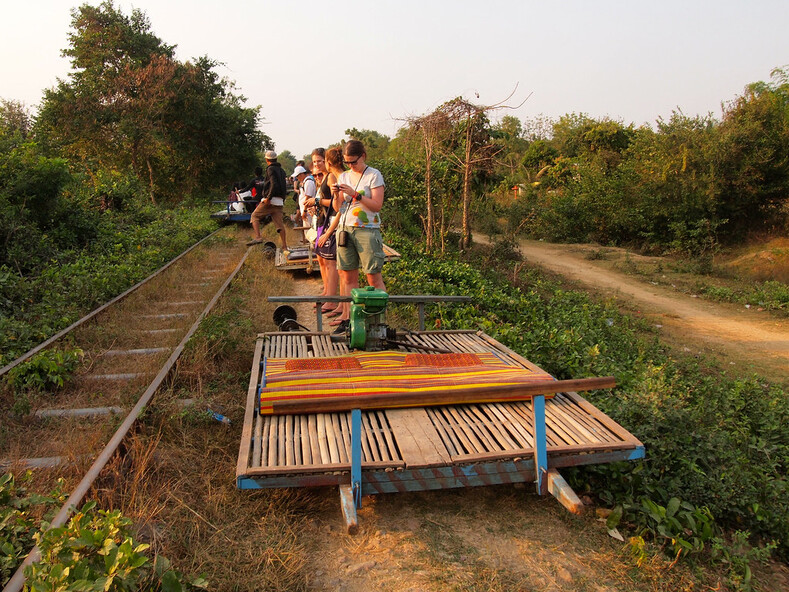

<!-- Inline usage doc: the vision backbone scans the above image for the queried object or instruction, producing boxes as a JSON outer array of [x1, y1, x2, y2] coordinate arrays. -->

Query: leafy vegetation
[[1, 473, 207, 590], [381, 235, 788, 570]]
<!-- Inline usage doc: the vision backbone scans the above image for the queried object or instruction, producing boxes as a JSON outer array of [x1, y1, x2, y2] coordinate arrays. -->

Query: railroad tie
[[102, 347, 169, 357]]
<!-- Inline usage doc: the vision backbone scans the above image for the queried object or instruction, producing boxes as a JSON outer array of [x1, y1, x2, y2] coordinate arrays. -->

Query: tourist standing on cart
[[247, 150, 289, 252], [312, 147, 341, 315], [330, 140, 386, 331]]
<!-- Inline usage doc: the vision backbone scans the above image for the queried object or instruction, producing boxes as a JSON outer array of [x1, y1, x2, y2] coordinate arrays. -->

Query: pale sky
[[1, 1, 787, 158]]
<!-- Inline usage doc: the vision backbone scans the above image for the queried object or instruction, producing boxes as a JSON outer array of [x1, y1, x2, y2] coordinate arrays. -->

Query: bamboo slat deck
[[274, 243, 401, 272], [237, 330, 644, 493]]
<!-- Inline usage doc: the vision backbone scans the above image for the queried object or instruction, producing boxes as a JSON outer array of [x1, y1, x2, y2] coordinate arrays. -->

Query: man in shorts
[[247, 150, 289, 252]]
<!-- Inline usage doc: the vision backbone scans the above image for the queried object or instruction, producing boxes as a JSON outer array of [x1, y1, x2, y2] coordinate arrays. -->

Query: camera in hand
[[337, 230, 349, 247]]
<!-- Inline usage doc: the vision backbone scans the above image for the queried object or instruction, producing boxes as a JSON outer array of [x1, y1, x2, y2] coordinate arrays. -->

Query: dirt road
[[513, 239, 788, 384]]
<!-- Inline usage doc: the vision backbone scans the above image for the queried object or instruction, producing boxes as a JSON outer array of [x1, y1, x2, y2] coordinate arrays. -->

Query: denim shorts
[[336, 227, 385, 274]]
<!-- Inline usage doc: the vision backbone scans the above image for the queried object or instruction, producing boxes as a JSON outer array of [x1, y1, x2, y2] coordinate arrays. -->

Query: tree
[[276, 150, 298, 176], [714, 66, 789, 238], [344, 128, 391, 162], [434, 97, 500, 249], [36, 1, 265, 204]]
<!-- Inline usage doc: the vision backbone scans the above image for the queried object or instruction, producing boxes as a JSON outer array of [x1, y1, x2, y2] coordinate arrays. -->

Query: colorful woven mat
[[260, 351, 554, 414]]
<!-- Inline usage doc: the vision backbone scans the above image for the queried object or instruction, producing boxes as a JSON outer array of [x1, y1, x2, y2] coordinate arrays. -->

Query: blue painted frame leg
[[351, 408, 362, 509], [532, 394, 548, 495]]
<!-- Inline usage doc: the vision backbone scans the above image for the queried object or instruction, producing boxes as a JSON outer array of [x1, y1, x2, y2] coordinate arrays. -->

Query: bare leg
[[366, 273, 385, 291]]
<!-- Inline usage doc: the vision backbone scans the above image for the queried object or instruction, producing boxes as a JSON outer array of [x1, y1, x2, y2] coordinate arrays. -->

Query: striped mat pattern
[[260, 351, 555, 414]]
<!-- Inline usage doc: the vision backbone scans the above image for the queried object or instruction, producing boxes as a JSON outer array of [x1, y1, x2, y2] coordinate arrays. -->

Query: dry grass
[[4, 222, 749, 591]]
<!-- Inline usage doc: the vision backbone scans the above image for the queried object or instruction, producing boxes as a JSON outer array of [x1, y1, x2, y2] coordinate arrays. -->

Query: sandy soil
[[512, 239, 788, 386]]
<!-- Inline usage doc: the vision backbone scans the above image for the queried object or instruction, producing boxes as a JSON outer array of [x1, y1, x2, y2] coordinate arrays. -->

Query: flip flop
[[329, 318, 348, 327], [321, 304, 337, 314], [325, 309, 342, 318]]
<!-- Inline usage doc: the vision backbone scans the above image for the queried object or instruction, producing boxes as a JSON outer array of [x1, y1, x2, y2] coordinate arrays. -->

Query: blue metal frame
[[351, 408, 362, 509], [532, 394, 548, 495]]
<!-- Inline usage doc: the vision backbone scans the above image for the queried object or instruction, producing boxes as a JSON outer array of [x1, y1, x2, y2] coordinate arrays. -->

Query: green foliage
[[609, 496, 717, 557], [382, 235, 789, 561], [24, 501, 208, 591], [344, 128, 391, 162], [4, 347, 84, 393], [1, 472, 65, 587], [35, 2, 266, 203], [0, 204, 215, 366]]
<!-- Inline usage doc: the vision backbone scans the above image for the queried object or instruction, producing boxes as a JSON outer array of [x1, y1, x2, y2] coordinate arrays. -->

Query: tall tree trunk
[[461, 116, 473, 250], [425, 143, 433, 251], [146, 156, 157, 205]]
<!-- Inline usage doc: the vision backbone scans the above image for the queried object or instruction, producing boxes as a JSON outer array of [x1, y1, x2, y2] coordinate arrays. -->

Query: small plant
[[609, 496, 717, 558], [710, 530, 778, 591], [1, 471, 65, 586], [25, 501, 208, 591], [4, 347, 84, 393]]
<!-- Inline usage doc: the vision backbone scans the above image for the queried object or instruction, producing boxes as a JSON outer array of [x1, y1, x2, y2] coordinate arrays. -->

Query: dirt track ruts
[[510, 238, 789, 384]]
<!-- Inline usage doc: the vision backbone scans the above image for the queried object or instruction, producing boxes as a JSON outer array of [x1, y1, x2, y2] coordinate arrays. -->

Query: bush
[[382, 234, 789, 560]]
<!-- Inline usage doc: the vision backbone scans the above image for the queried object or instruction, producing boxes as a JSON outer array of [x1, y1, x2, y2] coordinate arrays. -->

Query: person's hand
[[317, 233, 328, 247], [335, 183, 354, 199]]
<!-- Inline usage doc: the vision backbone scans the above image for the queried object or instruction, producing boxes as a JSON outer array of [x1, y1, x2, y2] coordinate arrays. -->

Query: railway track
[[1, 226, 253, 591]]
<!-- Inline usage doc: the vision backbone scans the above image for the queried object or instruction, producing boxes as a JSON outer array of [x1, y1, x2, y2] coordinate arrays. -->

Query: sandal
[[332, 320, 350, 334], [321, 304, 337, 314], [325, 308, 342, 318], [329, 318, 348, 327]]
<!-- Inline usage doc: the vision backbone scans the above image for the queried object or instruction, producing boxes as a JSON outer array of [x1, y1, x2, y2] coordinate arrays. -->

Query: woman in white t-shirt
[[330, 140, 386, 331]]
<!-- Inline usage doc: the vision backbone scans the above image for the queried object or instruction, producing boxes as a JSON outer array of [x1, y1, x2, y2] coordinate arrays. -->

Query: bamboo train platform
[[236, 329, 645, 533], [274, 242, 400, 272]]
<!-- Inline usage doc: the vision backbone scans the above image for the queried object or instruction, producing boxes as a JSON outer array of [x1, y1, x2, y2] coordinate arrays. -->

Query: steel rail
[[0, 228, 222, 378], [2, 245, 252, 592]]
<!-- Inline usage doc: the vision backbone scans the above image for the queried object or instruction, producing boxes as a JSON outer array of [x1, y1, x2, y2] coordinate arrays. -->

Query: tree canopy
[[35, 1, 268, 204]]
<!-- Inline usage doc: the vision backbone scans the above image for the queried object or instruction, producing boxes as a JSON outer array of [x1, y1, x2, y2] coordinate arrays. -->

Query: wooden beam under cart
[[266, 376, 616, 415]]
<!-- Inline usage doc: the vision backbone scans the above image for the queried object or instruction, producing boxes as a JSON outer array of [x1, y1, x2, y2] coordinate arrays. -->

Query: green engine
[[349, 287, 390, 350]]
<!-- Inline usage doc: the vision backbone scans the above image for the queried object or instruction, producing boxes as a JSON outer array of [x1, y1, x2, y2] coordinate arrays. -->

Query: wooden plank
[[386, 408, 451, 468], [236, 338, 264, 476], [376, 411, 398, 463], [277, 416, 285, 466], [241, 459, 405, 477], [316, 415, 330, 464], [308, 415, 321, 464], [456, 405, 499, 452], [444, 406, 485, 454], [338, 412, 352, 464], [266, 416, 277, 467], [252, 414, 262, 468], [326, 413, 341, 463], [427, 408, 463, 456], [285, 415, 295, 466], [487, 403, 533, 448], [332, 414, 349, 463], [548, 469, 584, 515], [555, 396, 619, 443], [476, 331, 548, 375], [545, 401, 599, 444], [300, 415, 310, 465], [467, 405, 519, 450], [293, 415, 302, 466], [363, 413, 383, 462]]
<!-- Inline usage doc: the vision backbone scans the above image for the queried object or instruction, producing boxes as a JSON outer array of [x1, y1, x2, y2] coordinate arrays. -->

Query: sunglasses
[[343, 158, 360, 165]]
